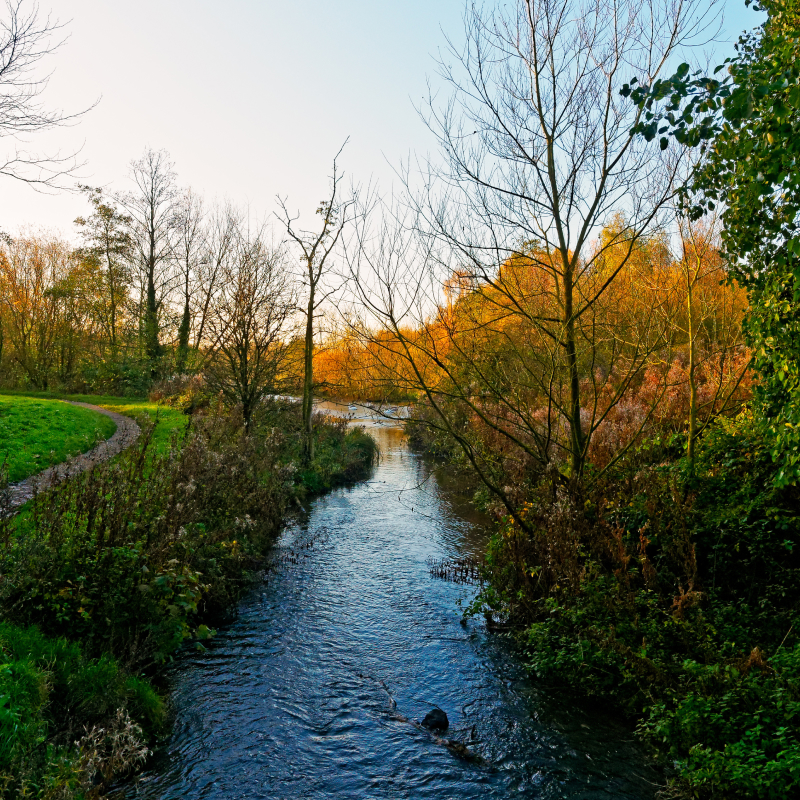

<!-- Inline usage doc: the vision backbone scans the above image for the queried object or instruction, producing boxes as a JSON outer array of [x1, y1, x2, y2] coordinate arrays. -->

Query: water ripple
[[119, 425, 660, 799]]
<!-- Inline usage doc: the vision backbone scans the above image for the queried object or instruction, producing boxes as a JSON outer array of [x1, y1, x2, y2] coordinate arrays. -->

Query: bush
[[0, 621, 163, 799], [78, 356, 155, 397], [0, 413, 291, 662], [466, 413, 800, 799], [148, 374, 213, 414], [253, 400, 378, 496]]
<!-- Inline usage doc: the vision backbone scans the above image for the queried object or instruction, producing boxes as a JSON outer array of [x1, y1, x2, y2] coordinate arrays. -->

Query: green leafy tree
[[74, 186, 133, 355]]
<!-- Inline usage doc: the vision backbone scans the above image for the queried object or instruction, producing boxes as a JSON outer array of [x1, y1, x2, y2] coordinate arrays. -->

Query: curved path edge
[[3, 401, 141, 514]]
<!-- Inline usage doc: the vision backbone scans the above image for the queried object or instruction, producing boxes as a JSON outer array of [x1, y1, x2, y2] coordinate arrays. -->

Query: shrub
[[0, 622, 163, 799], [0, 399, 377, 796], [0, 412, 291, 663], [148, 374, 213, 414], [466, 413, 800, 798]]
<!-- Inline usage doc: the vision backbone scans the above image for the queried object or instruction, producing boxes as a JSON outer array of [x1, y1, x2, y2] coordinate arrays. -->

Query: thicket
[[409, 401, 800, 797], [0, 398, 376, 798], [467, 414, 800, 797]]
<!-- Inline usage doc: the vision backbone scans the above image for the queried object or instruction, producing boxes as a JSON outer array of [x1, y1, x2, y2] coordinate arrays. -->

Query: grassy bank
[[0, 396, 117, 483], [0, 395, 377, 798], [410, 409, 800, 799], [0, 623, 163, 799], [0, 391, 190, 457]]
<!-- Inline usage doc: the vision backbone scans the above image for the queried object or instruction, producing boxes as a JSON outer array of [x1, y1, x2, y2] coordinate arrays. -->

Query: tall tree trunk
[[564, 267, 584, 478], [145, 233, 160, 373], [145, 273, 159, 361], [302, 286, 315, 463], [687, 273, 698, 465], [176, 269, 191, 373], [176, 301, 190, 373], [106, 243, 118, 354]]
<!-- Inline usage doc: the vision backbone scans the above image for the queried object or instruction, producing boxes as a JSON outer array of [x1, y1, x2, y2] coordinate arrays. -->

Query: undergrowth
[[460, 413, 800, 799], [0, 621, 162, 799], [0, 396, 376, 798]]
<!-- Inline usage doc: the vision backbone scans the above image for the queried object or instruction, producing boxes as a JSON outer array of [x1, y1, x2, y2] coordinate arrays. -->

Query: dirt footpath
[[4, 401, 141, 514]]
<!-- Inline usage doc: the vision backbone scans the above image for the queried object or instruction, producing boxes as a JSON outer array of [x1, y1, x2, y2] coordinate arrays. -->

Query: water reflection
[[120, 424, 659, 799]]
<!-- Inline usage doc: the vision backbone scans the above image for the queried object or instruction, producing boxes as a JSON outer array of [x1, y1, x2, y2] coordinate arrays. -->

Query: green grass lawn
[[0, 391, 190, 458], [0, 395, 117, 483], [57, 394, 189, 455]]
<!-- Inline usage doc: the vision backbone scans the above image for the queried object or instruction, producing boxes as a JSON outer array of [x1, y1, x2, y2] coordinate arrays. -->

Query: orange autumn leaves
[[314, 216, 750, 470]]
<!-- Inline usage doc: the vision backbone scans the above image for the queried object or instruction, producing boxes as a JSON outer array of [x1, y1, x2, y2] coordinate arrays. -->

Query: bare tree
[[171, 188, 205, 372], [118, 148, 178, 371], [204, 223, 295, 430], [347, 0, 718, 519], [277, 147, 353, 461], [363, 0, 713, 466], [0, 0, 88, 187], [191, 201, 240, 351]]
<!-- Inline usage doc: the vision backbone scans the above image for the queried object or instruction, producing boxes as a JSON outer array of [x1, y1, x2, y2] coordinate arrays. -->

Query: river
[[120, 404, 660, 799]]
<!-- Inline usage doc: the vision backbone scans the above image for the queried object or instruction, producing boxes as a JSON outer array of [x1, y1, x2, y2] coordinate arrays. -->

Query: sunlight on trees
[[4, 0, 800, 797]]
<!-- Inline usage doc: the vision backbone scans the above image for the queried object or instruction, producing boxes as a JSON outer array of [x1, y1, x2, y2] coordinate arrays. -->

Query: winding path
[[4, 401, 141, 514]]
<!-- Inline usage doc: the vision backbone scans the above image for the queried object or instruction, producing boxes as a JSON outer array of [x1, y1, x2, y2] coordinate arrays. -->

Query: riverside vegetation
[[0, 391, 376, 798], [409, 409, 800, 799], [2, 0, 800, 797]]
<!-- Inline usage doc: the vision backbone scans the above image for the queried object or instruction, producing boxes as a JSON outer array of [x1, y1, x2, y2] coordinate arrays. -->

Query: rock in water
[[422, 708, 449, 731]]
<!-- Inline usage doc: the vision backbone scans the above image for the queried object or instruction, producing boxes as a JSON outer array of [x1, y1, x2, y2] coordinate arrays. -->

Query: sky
[[1, 0, 766, 241]]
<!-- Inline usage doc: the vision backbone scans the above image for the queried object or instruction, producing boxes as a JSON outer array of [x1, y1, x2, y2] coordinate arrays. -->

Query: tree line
[[0, 147, 353, 451], [319, 211, 750, 479]]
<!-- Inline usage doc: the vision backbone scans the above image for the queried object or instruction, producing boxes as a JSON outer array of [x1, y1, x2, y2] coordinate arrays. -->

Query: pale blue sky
[[1, 0, 765, 238]]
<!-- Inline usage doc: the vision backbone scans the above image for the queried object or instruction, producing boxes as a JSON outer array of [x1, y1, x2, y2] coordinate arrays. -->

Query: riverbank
[[407, 407, 800, 799], [0, 395, 377, 799]]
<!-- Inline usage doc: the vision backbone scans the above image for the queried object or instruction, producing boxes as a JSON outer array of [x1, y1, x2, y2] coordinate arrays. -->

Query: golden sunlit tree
[[0, 231, 77, 388]]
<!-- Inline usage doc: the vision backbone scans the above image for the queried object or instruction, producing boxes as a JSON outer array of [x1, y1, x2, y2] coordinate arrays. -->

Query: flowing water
[[121, 405, 660, 799]]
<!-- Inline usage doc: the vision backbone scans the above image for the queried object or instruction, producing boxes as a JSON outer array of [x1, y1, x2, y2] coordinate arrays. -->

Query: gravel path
[[3, 401, 141, 514]]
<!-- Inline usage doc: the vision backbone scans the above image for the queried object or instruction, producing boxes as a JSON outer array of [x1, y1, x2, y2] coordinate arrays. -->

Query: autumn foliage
[[316, 216, 750, 478]]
